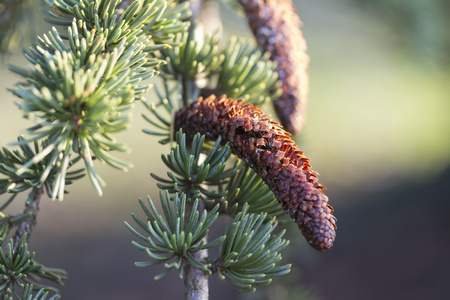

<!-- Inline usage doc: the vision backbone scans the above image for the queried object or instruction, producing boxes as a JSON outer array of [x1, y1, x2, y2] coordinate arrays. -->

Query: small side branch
[[184, 248, 209, 300], [12, 188, 43, 250], [177, 1, 211, 299], [183, 199, 209, 300]]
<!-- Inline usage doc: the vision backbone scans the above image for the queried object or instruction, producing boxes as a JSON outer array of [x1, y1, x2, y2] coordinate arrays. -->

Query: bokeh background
[[1, 0, 449, 299]]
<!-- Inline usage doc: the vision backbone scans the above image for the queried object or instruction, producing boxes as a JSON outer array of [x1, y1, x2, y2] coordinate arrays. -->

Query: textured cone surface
[[239, 0, 309, 135], [175, 95, 336, 251]]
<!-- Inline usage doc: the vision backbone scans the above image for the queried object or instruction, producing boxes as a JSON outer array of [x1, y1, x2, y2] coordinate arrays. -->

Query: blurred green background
[[1, 0, 449, 299]]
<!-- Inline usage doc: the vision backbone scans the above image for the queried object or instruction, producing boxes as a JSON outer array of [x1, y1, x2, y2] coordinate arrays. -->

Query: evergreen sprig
[[141, 79, 182, 144], [44, 0, 191, 42], [44, 0, 191, 67], [151, 130, 238, 203], [8, 0, 190, 199], [214, 205, 290, 293], [9, 21, 150, 199], [126, 194, 290, 293], [216, 37, 282, 106], [0, 0, 318, 297], [125, 191, 224, 280], [0, 137, 83, 203], [0, 234, 66, 298], [157, 28, 224, 80]]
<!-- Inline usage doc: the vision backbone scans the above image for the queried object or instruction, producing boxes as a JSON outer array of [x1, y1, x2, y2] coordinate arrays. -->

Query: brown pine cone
[[174, 95, 336, 251], [238, 0, 309, 135]]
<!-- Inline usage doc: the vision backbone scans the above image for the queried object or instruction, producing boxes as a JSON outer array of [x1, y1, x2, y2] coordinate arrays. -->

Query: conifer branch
[[157, 1, 215, 298], [126, 191, 222, 279], [151, 130, 237, 202], [212, 205, 290, 293], [9, 0, 190, 199], [129, 129, 292, 297], [0, 235, 66, 298], [2, 0, 191, 297], [12, 188, 42, 251], [1, 0, 336, 298], [183, 199, 208, 300]]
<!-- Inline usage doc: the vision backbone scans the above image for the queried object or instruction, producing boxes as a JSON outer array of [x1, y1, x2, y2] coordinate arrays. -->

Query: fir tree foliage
[[152, 32, 281, 106], [157, 28, 225, 80], [0, 137, 83, 204], [151, 130, 238, 203], [216, 36, 282, 106], [125, 191, 224, 280], [133, 1, 295, 289], [141, 79, 181, 144], [0, 0, 190, 298], [215, 205, 290, 293], [127, 192, 290, 292], [141, 35, 282, 145], [0, 235, 65, 299], [43, 0, 191, 66], [8, 0, 190, 199], [128, 130, 291, 293], [0, 0, 317, 297]]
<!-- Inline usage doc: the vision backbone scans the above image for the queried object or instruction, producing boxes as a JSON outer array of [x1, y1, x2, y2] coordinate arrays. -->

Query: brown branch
[[12, 188, 43, 250], [175, 95, 336, 251]]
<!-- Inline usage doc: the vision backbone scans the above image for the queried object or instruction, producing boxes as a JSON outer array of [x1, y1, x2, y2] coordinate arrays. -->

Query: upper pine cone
[[175, 95, 336, 251], [239, 0, 309, 134]]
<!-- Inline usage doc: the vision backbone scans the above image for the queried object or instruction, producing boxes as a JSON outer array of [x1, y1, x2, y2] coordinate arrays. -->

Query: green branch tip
[[215, 204, 290, 293], [127, 191, 222, 280], [7, 0, 191, 199]]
